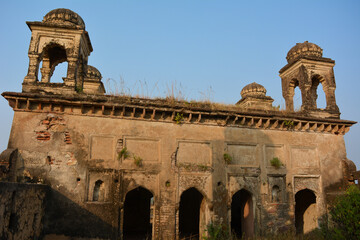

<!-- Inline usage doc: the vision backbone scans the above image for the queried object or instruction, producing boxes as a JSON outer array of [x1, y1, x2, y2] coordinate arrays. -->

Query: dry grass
[[104, 77, 293, 114]]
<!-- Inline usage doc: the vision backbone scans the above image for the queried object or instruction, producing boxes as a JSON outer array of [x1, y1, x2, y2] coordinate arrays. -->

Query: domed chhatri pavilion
[[0, 9, 358, 240]]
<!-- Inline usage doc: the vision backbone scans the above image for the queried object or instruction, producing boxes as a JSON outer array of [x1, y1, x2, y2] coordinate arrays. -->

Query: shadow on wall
[[0, 182, 48, 240], [0, 182, 118, 239], [43, 188, 118, 239]]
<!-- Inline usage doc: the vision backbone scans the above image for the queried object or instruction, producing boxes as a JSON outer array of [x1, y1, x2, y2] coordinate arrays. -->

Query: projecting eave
[[2, 91, 356, 135]]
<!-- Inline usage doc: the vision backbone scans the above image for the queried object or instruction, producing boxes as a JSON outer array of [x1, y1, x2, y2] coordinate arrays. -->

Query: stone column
[[285, 91, 294, 112], [64, 58, 78, 87], [76, 58, 85, 91], [282, 78, 295, 112], [326, 87, 339, 111], [301, 84, 312, 110], [23, 54, 40, 83], [310, 84, 319, 109], [40, 58, 51, 83]]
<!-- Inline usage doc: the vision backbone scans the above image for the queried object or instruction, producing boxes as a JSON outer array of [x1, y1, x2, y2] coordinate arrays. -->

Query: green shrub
[[283, 120, 294, 129], [223, 153, 232, 164], [133, 155, 143, 167], [270, 157, 282, 169], [118, 147, 129, 159], [203, 222, 230, 240], [326, 185, 360, 240], [174, 113, 184, 124]]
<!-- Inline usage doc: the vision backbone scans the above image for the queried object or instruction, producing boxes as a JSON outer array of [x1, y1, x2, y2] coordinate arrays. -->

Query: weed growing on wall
[[174, 113, 184, 124], [270, 157, 282, 169], [223, 153, 232, 164], [133, 155, 143, 167], [283, 120, 294, 129], [118, 147, 129, 160]]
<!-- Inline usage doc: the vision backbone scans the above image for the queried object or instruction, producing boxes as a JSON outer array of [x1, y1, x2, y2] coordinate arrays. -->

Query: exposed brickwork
[[64, 132, 72, 144], [36, 131, 51, 141]]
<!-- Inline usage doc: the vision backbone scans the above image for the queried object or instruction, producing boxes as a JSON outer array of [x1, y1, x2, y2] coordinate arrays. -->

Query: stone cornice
[[26, 22, 93, 53], [2, 92, 356, 135], [279, 57, 335, 74]]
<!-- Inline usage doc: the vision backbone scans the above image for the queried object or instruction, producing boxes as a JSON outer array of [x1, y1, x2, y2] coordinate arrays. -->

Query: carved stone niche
[[268, 175, 286, 203], [87, 170, 113, 203]]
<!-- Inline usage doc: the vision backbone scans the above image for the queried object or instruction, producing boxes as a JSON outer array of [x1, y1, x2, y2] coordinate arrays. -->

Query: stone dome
[[43, 8, 85, 29], [241, 82, 267, 98], [86, 65, 102, 80], [286, 41, 323, 63]]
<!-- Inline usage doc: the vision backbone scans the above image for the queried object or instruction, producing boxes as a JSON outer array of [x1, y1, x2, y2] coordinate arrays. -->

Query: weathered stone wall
[[4, 108, 349, 239], [0, 182, 48, 240], [6, 9, 354, 239]]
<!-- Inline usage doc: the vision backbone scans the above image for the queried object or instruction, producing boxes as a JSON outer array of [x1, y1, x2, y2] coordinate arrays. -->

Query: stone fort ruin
[[0, 8, 358, 240]]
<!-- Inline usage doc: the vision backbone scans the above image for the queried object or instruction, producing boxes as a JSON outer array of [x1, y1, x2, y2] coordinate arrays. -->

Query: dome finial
[[286, 41, 323, 63], [43, 8, 85, 29], [240, 82, 267, 98]]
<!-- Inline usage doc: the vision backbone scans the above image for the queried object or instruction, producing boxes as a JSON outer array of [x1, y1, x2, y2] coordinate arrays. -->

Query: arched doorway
[[231, 189, 254, 239], [179, 187, 204, 240], [295, 189, 317, 234], [123, 187, 153, 240]]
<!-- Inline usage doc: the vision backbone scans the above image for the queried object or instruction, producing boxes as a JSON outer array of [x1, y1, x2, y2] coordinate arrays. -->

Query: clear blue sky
[[1, 1, 359, 168]]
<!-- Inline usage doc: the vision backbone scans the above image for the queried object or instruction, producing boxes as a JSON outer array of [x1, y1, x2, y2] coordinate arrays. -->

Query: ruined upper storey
[[280, 41, 339, 118], [23, 8, 104, 95], [20, 9, 344, 121]]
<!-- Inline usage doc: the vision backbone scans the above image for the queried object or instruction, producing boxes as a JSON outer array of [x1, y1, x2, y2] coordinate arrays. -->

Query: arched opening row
[[118, 186, 318, 239], [287, 76, 328, 111]]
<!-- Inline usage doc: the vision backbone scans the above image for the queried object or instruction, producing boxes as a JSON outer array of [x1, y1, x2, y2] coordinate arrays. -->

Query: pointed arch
[[179, 187, 206, 240], [92, 179, 104, 201], [39, 43, 68, 83], [285, 78, 302, 111], [295, 189, 317, 234], [123, 186, 153, 239], [231, 189, 254, 239], [271, 185, 281, 203], [310, 74, 328, 109]]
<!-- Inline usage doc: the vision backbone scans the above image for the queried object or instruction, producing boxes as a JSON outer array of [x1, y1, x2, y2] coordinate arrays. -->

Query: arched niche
[[92, 179, 104, 201], [271, 185, 281, 203]]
